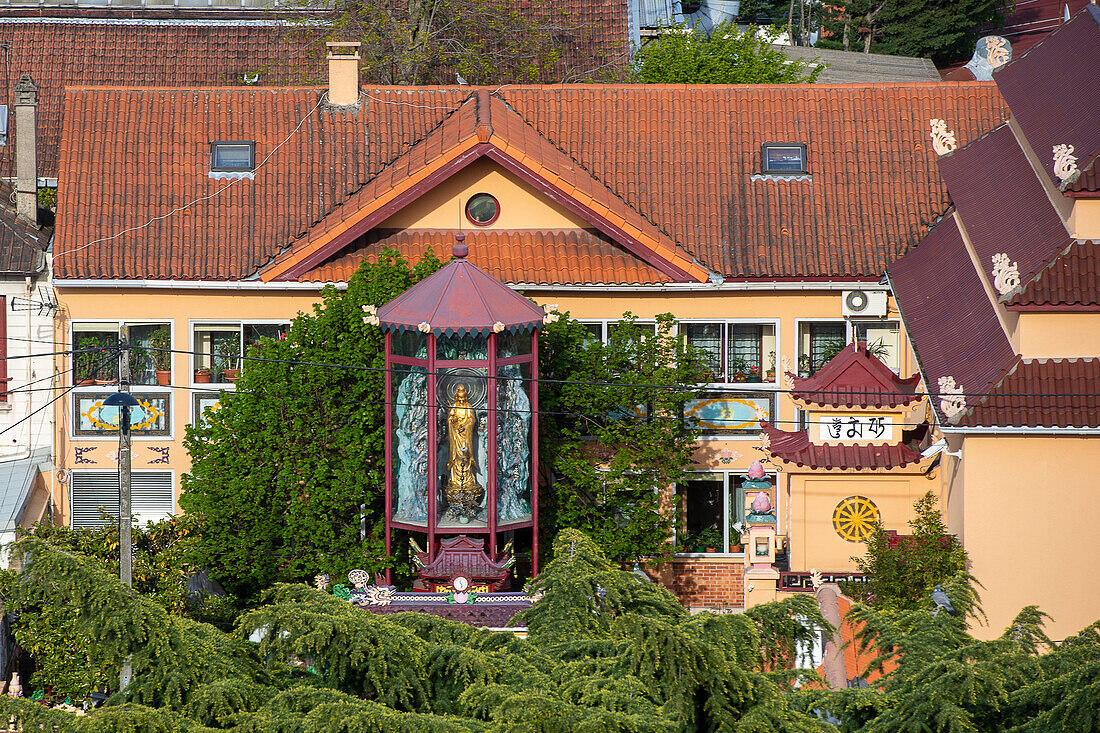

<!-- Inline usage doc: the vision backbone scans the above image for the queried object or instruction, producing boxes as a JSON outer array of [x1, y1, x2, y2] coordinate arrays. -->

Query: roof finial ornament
[[929, 119, 958, 156], [453, 232, 468, 259], [937, 376, 966, 420], [1052, 144, 1079, 184], [991, 253, 1020, 296]]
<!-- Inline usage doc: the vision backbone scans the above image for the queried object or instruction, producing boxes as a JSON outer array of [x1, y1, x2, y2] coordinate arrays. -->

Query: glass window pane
[[679, 477, 723, 553], [854, 321, 901, 374], [393, 363, 429, 526], [496, 329, 533, 358], [244, 323, 288, 349], [729, 325, 763, 381], [437, 333, 488, 360], [193, 327, 238, 383], [684, 323, 722, 381], [73, 324, 118, 384], [497, 362, 532, 525], [127, 323, 170, 386], [437, 367, 489, 529], [213, 143, 253, 170], [392, 330, 427, 358], [579, 322, 604, 342], [765, 145, 805, 171]]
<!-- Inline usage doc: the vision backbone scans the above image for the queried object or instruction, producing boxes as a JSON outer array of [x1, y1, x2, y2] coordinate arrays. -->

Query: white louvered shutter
[[71, 471, 173, 529]]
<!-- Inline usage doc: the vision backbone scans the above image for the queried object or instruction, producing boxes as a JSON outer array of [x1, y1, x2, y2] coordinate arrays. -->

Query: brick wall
[[658, 557, 745, 610]]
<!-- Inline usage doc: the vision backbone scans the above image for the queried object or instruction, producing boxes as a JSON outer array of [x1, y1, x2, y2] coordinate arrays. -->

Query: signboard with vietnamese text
[[814, 414, 894, 443]]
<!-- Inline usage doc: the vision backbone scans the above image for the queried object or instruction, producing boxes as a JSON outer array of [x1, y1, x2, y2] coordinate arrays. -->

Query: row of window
[[72, 320, 288, 387], [581, 318, 902, 382]]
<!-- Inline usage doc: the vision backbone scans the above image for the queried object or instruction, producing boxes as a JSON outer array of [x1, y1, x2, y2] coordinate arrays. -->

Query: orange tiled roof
[[304, 229, 671, 285], [0, 15, 318, 180], [54, 83, 1007, 283]]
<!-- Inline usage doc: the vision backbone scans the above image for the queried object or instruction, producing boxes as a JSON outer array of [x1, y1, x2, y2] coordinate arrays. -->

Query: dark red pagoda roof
[[955, 358, 1100, 428], [377, 241, 545, 336], [761, 422, 924, 470], [790, 342, 922, 408]]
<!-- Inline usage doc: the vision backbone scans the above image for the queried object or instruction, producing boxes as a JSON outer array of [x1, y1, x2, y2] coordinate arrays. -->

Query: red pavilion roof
[[415, 535, 511, 582], [377, 240, 545, 337], [760, 422, 924, 470], [790, 342, 922, 409]]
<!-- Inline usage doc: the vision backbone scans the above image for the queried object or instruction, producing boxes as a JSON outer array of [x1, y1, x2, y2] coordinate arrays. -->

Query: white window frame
[[189, 319, 290, 389], [675, 469, 779, 557], [678, 318, 781, 386], [69, 469, 175, 529], [69, 320, 175, 442]]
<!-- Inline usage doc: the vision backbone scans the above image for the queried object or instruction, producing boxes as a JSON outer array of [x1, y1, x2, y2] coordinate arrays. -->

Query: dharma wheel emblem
[[832, 496, 880, 542]]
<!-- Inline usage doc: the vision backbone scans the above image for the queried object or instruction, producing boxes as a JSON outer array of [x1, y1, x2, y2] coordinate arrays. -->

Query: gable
[[377, 158, 589, 230]]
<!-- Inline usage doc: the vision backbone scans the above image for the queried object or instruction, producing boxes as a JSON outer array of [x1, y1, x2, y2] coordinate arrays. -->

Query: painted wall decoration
[[832, 495, 880, 542], [74, 446, 96, 464], [147, 446, 171, 465], [685, 391, 773, 435], [815, 415, 894, 443], [74, 392, 169, 437], [193, 392, 222, 427]]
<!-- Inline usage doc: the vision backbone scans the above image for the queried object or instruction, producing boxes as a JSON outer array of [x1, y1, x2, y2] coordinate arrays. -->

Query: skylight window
[[211, 141, 255, 172], [762, 143, 807, 174]]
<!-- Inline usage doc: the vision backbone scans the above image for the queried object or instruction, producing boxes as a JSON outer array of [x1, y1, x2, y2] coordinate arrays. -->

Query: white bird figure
[[456, 72, 469, 85], [932, 584, 956, 617], [632, 563, 654, 584]]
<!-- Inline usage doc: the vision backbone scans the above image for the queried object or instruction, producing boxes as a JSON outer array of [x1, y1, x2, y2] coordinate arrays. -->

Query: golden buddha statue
[[445, 384, 483, 519]]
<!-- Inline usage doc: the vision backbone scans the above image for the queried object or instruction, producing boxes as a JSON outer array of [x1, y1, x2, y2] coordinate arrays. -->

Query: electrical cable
[[0, 351, 116, 438]]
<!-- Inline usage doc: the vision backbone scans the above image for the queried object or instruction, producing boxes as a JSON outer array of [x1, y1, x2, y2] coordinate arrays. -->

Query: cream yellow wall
[[53, 288, 327, 525], [53, 284, 915, 525], [1015, 312, 1100, 358], [1068, 198, 1100, 239], [378, 158, 589, 230], [954, 435, 1100, 641], [787, 474, 929, 572]]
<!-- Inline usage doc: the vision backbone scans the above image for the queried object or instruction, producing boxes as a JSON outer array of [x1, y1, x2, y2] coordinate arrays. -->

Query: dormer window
[[762, 143, 807, 174], [211, 141, 255, 172]]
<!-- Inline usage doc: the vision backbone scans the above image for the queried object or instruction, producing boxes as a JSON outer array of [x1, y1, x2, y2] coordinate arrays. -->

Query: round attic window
[[465, 193, 499, 226]]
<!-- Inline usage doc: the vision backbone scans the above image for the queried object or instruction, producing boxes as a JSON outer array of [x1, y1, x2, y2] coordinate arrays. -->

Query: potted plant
[[150, 328, 172, 386], [76, 335, 116, 385], [816, 337, 847, 371], [797, 353, 813, 378], [694, 526, 723, 553], [766, 351, 776, 382], [746, 364, 761, 382], [194, 368, 213, 384], [217, 334, 242, 382], [729, 356, 749, 382]]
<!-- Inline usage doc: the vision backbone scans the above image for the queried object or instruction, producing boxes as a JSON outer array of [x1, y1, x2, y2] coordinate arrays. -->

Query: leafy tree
[[844, 491, 969, 611], [0, 529, 836, 731], [538, 314, 707, 563], [181, 249, 443, 602], [818, 0, 1009, 64], [285, 0, 623, 85], [631, 21, 823, 83]]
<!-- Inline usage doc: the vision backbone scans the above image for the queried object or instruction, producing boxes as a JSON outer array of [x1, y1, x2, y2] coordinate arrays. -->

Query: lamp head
[[102, 392, 141, 408]]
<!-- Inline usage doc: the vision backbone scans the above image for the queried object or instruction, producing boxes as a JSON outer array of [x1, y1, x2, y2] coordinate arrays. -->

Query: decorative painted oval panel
[[832, 496, 880, 542]]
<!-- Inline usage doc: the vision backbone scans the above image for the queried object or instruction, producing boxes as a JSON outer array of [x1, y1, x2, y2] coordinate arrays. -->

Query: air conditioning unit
[[842, 290, 887, 317]]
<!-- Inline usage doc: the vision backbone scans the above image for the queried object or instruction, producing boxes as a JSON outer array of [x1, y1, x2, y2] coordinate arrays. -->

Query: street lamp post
[[102, 390, 139, 587]]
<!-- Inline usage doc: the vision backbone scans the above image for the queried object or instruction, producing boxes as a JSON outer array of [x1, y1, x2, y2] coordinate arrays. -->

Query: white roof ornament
[[937, 376, 966, 420], [985, 36, 1010, 68], [1053, 144, 1079, 185], [991, 253, 1021, 296], [930, 119, 958, 156], [963, 36, 1012, 80]]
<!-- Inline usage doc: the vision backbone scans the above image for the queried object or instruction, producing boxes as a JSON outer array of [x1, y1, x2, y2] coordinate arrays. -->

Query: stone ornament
[[314, 574, 330, 591], [985, 36, 1010, 67], [492, 321, 505, 333], [347, 569, 370, 589], [1053, 144, 1079, 184], [417, 321, 431, 333], [991, 253, 1021, 295], [362, 304, 380, 327], [363, 585, 395, 606], [542, 303, 560, 325], [929, 119, 958, 156], [937, 376, 966, 420], [810, 568, 823, 589]]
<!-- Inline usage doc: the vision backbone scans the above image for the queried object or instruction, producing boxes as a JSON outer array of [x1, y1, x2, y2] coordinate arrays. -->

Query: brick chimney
[[13, 74, 38, 226], [326, 42, 361, 107]]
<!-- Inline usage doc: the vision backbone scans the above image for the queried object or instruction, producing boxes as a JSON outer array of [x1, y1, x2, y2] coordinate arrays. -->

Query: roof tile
[[959, 358, 1100, 427]]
